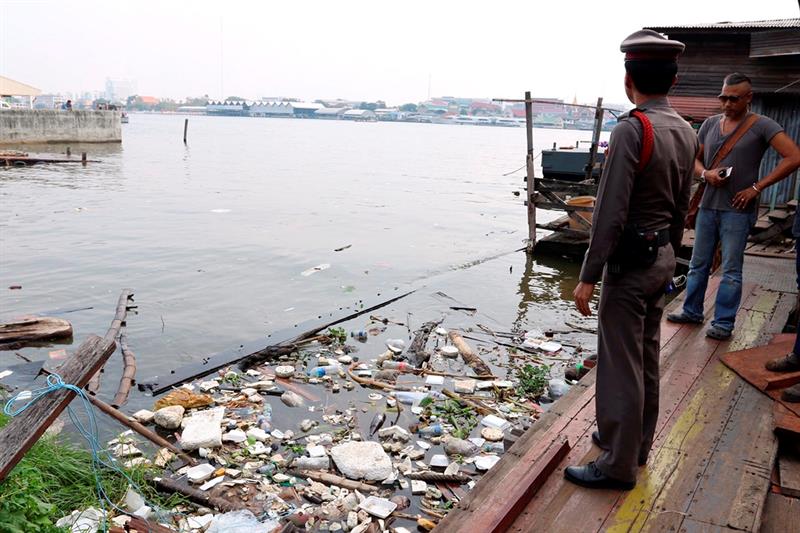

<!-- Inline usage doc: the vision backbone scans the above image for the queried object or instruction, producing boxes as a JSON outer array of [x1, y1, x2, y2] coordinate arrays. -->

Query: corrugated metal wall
[[752, 93, 800, 208]]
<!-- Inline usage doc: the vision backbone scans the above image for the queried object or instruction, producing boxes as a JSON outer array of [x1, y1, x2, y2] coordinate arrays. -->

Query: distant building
[[33, 94, 66, 109], [342, 109, 376, 121], [206, 101, 248, 116], [105, 78, 137, 103], [469, 100, 502, 116], [0, 76, 41, 108], [374, 108, 401, 121], [249, 101, 323, 118], [314, 107, 349, 119]]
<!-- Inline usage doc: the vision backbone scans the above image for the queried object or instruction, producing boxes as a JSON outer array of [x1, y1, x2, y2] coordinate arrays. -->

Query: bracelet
[[752, 184, 761, 193], [700, 169, 706, 180]]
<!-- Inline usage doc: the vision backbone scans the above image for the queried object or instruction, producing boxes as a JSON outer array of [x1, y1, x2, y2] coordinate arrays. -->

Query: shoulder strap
[[630, 109, 654, 173], [709, 113, 760, 168]]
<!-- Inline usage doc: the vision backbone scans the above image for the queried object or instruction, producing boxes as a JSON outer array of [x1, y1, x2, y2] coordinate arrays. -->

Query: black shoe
[[563, 462, 635, 490], [591, 431, 647, 466], [666, 312, 703, 325], [782, 383, 800, 403], [767, 353, 800, 373]]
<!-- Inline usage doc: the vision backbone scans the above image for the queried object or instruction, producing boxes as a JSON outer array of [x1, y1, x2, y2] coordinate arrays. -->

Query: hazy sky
[[1, 0, 797, 106]]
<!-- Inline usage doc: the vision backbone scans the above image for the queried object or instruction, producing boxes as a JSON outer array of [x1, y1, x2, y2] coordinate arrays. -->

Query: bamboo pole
[[152, 475, 244, 512], [88, 289, 134, 395], [112, 330, 137, 408], [86, 394, 197, 466]]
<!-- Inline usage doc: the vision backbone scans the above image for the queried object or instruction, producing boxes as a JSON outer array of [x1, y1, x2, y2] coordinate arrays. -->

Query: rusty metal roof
[[649, 18, 799, 30], [667, 96, 720, 123]]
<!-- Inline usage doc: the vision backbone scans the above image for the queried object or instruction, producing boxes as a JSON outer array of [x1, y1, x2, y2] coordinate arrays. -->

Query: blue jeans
[[681, 208, 756, 332]]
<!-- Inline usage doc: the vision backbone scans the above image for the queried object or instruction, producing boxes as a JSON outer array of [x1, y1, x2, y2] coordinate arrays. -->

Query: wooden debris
[[0, 316, 72, 344], [410, 319, 442, 366], [405, 471, 473, 484], [152, 475, 245, 512], [447, 331, 493, 377], [0, 334, 116, 481], [290, 469, 380, 493]]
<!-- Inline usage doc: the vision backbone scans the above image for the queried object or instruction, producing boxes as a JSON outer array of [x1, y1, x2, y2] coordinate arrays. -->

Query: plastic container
[[307, 364, 341, 377], [565, 196, 595, 230]]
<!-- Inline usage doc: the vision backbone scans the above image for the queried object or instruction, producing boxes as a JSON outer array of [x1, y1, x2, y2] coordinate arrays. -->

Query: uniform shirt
[[579, 97, 698, 284], [698, 114, 783, 213]]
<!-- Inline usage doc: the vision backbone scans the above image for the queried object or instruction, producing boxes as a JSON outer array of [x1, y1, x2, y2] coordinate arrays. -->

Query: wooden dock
[[437, 252, 797, 532]]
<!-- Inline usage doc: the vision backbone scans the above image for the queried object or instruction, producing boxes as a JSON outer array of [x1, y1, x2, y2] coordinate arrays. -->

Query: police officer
[[565, 30, 698, 490]]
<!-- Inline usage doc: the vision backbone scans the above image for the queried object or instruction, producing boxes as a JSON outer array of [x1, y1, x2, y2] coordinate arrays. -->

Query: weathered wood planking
[[0, 334, 116, 481], [777, 450, 800, 498], [0, 316, 72, 344], [760, 493, 800, 533]]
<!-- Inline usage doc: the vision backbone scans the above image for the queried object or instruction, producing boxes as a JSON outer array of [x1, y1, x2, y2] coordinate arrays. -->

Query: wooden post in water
[[81, 152, 87, 166], [183, 118, 188, 143], [585, 97, 604, 182], [525, 90, 536, 253], [66, 147, 71, 156]]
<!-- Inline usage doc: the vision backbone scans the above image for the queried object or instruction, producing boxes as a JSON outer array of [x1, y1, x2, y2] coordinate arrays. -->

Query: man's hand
[[732, 186, 759, 210], [573, 282, 596, 317], [704, 167, 728, 188]]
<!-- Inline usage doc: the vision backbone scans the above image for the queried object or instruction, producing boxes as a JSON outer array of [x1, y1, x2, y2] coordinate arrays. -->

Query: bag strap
[[630, 109, 654, 173], [708, 113, 760, 169]]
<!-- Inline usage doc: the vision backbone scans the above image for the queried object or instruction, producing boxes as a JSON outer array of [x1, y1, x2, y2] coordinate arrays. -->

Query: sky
[[0, 0, 797, 106]]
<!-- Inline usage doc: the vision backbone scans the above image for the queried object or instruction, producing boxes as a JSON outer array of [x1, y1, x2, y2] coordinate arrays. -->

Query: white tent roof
[[0, 76, 41, 97]]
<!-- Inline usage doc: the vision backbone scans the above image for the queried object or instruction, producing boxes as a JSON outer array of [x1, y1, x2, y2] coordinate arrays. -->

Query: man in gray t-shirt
[[668, 73, 800, 340]]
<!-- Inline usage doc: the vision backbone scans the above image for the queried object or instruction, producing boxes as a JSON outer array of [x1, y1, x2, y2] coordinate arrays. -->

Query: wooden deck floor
[[437, 255, 797, 533]]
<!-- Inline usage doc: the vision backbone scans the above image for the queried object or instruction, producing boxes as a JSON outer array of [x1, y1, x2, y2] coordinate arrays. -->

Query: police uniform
[[565, 30, 698, 487]]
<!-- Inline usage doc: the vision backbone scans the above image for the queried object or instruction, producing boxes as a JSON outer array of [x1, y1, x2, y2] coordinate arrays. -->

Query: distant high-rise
[[105, 78, 137, 103]]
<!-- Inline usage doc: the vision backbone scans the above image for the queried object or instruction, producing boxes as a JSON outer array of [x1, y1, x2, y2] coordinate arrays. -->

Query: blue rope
[[4, 373, 169, 531]]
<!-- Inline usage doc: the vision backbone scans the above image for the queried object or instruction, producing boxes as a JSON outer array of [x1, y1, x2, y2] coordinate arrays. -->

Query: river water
[[1, 114, 605, 415]]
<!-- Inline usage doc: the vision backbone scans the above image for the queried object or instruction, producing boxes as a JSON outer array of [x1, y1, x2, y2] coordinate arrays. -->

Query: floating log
[[88, 289, 134, 395], [409, 319, 442, 366], [112, 330, 137, 407], [140, 290, 415, 395], [290, 469, 380, 493], [0, 316, 72, 344], [0, 334, 116, 481], [441, 388, 493, 416], [447, 331, 493, 377], [152, 475, 245, 512]]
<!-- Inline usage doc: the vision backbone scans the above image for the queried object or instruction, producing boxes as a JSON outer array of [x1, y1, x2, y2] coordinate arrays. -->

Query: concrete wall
[[0, 110, 121, 144]]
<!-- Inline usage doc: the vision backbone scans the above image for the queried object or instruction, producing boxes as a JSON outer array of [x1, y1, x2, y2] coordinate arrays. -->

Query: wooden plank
[[0, 334, 116, 481], [468, 438, 571, 533], [760, 492, 800, 533], [720, 340, 798, 390], [778, 450, 800, 498], [766, 209, 790, 222], [0, 316, 72, 344], [773, 402, 800, 436], [679, 518, 741, 532]]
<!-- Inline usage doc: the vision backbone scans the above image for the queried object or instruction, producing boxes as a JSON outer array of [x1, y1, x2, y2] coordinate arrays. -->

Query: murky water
[[0, 114, 604, 413]]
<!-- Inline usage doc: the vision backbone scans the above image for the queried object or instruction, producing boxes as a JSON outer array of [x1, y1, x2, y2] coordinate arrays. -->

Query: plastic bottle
[[417, 423, 444, 436], [394, 390, 446, 405], [257, 404, 273, 432], [350, 330, 368, 341], [307, 364, 341, 377], [381, 361, 414, 371]]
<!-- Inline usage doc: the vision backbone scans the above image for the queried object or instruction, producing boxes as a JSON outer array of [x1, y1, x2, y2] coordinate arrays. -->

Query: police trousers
[[594, 244, 675, 482]]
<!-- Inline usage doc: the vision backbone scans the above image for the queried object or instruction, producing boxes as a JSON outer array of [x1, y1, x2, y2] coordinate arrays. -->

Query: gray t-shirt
[[698, 113, 783, 212]]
